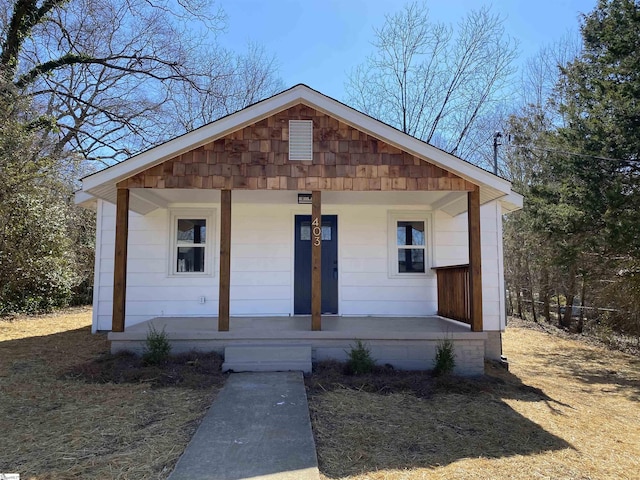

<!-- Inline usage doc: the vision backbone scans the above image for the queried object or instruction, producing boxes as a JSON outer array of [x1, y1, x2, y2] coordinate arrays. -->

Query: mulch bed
[[304, 359, 530, 400], [66, 350, 227, 389]]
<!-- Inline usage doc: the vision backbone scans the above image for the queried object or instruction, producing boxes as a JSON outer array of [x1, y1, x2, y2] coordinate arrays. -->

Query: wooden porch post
[[468, 185, 483, 332], [112, 187, 129, 332], [311, 190, 322, 331], [218, 189, 231, 331]]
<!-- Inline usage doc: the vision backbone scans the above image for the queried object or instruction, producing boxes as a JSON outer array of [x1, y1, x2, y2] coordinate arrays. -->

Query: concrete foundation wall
[[314, 339, 485, 376], [484, 331, 502, 360], [111, 337, 486, 376]]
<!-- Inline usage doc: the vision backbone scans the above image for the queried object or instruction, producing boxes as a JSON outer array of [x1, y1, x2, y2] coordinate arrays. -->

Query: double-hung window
[[169, 209, 214, 276], [388, 212, 432, 277]]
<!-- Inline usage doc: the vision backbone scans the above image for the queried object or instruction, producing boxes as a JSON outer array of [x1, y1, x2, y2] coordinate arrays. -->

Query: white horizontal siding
[[99, 272, 220, 288], [341, 244, 385, 259], [337, 205, 437, 316], [232, 257, 291, 272], [340, 258, 387, 274], [341, 272, 434, 287], [342, 285, 436, 302], [230, 285, 290, 300], [98, 300, 214, 316], [98, 286, 219, 302], [341, 301, 433, 316], [93, 200, 506, 331]]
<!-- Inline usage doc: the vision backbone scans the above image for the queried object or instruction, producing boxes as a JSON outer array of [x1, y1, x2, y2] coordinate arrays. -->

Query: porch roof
[[76, 84, 523, 216]]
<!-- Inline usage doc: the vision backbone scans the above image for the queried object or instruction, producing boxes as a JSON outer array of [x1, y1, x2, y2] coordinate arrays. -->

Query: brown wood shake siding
[[117, 105, 476, 192]]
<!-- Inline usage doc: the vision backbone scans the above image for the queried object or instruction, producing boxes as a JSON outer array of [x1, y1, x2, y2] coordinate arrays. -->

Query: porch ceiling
[[93, 187, 512, 217], [129, 188, 457, 208]]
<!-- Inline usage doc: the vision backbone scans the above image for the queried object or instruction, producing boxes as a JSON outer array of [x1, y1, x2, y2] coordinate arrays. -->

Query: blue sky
[[218, 0, 596, 100]]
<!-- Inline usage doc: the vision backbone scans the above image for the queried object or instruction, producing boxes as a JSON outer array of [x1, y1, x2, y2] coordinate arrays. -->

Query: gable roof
[[77, 84, 522, 215]]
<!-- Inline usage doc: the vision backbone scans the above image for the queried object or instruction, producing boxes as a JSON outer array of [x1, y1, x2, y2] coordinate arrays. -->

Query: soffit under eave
[[86, 185, 158, 215], [440, 185, 507, 216], [87, 183, 508, 218]]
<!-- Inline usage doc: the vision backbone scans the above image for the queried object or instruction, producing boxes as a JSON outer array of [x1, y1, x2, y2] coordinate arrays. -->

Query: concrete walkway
[[169, 372, 319, 480]]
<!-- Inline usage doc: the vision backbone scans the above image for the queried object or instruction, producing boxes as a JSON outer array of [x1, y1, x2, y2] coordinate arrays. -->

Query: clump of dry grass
[[0, 308, 224, 479], [307, 319, 640, 480]]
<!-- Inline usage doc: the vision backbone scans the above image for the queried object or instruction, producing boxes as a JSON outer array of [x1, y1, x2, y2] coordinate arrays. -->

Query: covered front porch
[[109, 315, 487, 375], [110, 187, 485, 332], [76, 86, 525, 374]]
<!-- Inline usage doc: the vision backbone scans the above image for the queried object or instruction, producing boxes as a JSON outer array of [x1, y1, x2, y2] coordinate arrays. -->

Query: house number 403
[[312, 217, 321, 246]]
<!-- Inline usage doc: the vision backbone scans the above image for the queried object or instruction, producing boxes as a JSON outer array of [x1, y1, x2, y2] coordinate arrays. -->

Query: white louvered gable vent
[[289, 120, 313, 161]]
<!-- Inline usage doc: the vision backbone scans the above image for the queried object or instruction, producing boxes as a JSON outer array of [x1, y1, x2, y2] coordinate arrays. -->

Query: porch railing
[[432, 264, 470, 325]]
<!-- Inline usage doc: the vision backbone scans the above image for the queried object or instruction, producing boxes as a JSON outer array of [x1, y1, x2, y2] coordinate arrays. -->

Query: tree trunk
[[516, 288, 523, 318], [541, 267, 551, 322], [524, 256, 537, 322], [561, 268, 577, 329], [556, 293, 563, 327], [577, 276, 586, 333], [530, 288, 538, 323], [562, 293, 574, 329]]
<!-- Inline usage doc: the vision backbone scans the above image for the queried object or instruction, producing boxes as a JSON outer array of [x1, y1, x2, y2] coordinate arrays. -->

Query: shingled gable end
[[117, 104, 477, 193]]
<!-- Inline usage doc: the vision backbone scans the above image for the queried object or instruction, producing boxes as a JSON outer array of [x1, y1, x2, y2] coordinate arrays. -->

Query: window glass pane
[[177, 219, 206, 244], [301, 222, 331, 240], [177, 246, 205, 272], [397, 221, 425, 246], [398, 248, 425, 273], [300, 221, 311, 241], [322, 224, 331, 241]]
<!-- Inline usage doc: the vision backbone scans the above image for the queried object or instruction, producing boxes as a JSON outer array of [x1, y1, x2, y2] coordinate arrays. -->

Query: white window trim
[[168, 208, 216, 277], [387, 210, 434, 278]]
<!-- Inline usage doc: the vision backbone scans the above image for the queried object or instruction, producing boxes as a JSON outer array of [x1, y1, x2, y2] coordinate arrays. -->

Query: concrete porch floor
[[114, 315, 471, 340], [108, 316, 487, 375]]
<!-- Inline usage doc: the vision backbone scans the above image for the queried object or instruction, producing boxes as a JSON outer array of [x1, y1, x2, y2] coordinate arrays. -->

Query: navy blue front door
[[294, 215, 338, 314]]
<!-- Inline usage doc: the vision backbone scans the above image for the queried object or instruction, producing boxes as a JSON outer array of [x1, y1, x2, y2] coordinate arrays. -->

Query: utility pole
[[493, 131, 502, 175]]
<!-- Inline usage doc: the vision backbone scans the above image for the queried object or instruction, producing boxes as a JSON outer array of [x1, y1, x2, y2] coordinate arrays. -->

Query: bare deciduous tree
[[345, 1, 517, 163], [1, 0, 282, 165], [520, 31, 581, 111], [166, 42, 284, 133]]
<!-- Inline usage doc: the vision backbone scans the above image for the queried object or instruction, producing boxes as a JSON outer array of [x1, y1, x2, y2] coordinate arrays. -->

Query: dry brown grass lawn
[[3, 310, 639, 479], [0, 308, 223, 480], [308, 319, 640, 480]]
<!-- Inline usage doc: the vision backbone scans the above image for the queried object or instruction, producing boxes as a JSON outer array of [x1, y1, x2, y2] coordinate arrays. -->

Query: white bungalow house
[[76, 84, 522, 375]]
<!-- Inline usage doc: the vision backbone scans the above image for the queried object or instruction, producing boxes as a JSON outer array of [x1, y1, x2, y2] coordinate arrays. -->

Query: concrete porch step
[[223, 344, 312, 374]]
